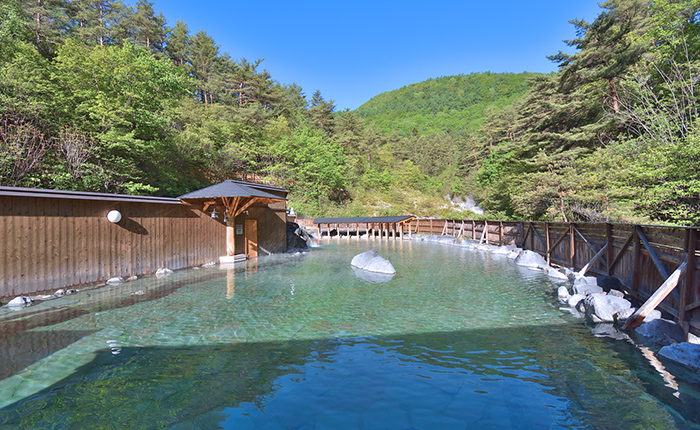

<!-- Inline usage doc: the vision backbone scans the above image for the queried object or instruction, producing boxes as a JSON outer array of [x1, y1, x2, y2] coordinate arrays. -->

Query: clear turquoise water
[[0, 240, 698, 429]]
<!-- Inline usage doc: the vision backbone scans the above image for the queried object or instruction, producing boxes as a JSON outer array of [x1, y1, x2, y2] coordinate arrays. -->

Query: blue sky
[[148, 0, 603, 111]]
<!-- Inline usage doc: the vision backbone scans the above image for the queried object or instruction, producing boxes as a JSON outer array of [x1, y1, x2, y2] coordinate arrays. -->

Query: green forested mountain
[[356, 72, 534, 137], [1, 0, 699, 225]]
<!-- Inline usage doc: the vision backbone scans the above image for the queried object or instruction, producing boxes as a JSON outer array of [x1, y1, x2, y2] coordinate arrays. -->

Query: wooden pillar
[[226, 220, 235, 256], [499, 222, 504, 246], [606, 223, 614, 275], [680, 228, 697, 337], [545, 222, 551, 264], [430, 219, 433, 235], [632, 228, 641, 293], [569, 223, 575, 268], [472, 221, 476, 240]]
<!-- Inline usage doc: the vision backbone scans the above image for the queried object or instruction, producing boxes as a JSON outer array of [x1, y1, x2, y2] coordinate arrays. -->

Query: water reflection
[[0, 325, 696, 429], [351, 266, 395, 284], [0, 241, 698, 429]]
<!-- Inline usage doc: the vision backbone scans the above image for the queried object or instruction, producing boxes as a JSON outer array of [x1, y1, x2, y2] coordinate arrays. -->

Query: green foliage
[[2, 0, 699, 226], [356, 72, 533, 137]]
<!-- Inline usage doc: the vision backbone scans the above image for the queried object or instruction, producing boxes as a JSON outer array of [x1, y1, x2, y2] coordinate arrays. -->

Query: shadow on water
[[0, 330, 98, 381], [0, 324, 698, 430]]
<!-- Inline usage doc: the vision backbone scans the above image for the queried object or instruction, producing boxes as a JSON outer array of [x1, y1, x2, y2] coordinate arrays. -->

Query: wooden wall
[[409, 218, 700, 338], [233, 201, 288, 255], [0, 195, 226, 298]]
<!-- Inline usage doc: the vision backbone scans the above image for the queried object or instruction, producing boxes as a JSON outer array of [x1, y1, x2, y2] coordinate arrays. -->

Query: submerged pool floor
[[0, 241, 699, 429]]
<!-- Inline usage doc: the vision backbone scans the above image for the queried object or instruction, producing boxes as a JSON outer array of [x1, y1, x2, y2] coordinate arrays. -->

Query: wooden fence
[[406, 218, 700, 339], [0, 189, 226, 298]]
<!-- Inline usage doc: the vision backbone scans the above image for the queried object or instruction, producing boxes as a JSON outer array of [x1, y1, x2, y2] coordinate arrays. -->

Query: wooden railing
[[406, 218, 699, 339]]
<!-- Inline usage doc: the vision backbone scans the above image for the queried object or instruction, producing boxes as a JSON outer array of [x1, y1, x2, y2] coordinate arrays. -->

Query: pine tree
[[165, 19, 191, 67], [189, 30, 219, 105], [69, 0, 123, 46], [19, 0, 71, 55], [308, 90, 335, 134]]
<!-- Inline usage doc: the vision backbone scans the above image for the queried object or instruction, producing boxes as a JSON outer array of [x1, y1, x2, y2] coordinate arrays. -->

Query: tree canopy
[[1, 0, 699, 225]]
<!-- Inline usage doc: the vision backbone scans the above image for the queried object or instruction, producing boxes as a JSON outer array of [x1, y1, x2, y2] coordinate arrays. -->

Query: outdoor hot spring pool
[[0, 240, 699, 429]]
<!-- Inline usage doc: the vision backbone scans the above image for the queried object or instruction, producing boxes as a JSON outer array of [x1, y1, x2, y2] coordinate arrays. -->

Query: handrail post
[[680, 228, 697, 339], [545, 222, 551, 264], [606, 223, 614, 275]]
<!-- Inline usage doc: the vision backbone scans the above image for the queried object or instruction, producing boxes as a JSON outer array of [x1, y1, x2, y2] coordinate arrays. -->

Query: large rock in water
[[514, 250, 548, 270], [659, 343, 700, 371], [581, 294, 631, 323], [351, 249, 396, 274], [287, 221, 309, 251], [635, 318, 686, 345]]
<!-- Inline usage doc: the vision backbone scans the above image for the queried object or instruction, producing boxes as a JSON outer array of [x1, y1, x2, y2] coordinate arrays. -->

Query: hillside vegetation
[[1, 0, 699, 225], [356, 72, 534, 137]]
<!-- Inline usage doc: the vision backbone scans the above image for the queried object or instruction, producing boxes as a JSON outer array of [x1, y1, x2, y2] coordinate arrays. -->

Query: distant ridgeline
[[354, 72, 538, 137]]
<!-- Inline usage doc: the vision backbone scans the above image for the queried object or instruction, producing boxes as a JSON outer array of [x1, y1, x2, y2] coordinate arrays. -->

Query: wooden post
[[632, 228, 641, 293], [606, 223, 614, 275], [499, 221, 504, 246], [226, 220, 235, 256], [680, 228, 697, 338], [545, 223, 551, 264], [570, 223, 575, 268]]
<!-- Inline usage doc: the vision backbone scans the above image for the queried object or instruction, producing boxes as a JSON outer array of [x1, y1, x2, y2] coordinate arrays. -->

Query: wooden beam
[[636, 226, 669, 280], [234, 197, 257, 217], [530, 223, 547, 250], [573, 226, 607, 266], [609, 232, 634, 274], [685, 301, 700, 312], [549, 230, 569, 258], [623, 262, 687, 330], [480, 221, 489, 244], [578, 243, 608, 277], [520, 223, 531, 248]]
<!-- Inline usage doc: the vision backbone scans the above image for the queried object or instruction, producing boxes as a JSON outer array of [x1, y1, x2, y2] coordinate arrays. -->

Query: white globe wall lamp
[[107, 210, 122, 223]]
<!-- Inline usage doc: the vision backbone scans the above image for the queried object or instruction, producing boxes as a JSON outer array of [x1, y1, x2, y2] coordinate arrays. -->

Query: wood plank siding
[[0, 194, 226, 298]]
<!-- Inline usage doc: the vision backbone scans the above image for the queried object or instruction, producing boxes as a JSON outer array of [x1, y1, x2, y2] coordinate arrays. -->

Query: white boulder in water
[[514, 250, 549, 270], [581, 294, 631, 323], [6, 296, 33, 308], [351, 249, 396, 274], [156, 268, 173, 277]]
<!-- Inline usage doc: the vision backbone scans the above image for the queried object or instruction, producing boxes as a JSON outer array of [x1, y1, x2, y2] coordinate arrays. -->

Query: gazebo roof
[[178, 180, 286, 201]]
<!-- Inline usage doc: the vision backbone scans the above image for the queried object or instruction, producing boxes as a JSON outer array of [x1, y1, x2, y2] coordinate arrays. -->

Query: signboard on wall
[[236, 224, 243, 235]]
